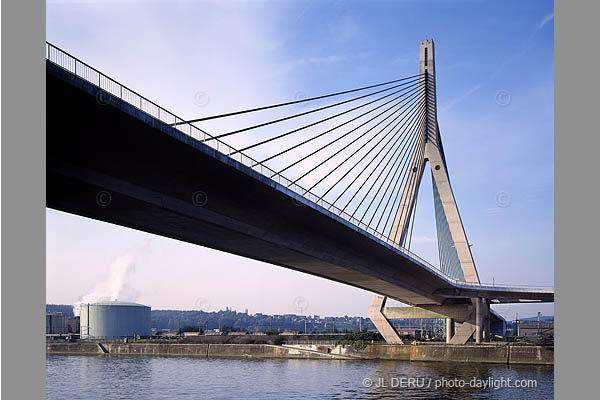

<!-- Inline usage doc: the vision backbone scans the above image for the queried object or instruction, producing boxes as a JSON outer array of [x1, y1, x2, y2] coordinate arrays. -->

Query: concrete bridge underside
[[46, 62, 552, 337]]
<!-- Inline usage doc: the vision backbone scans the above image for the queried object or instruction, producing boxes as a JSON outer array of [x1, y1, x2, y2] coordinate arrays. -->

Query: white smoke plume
[[72, 253, 140, 316]]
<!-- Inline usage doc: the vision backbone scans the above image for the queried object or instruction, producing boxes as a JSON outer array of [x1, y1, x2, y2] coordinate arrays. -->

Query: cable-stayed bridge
[[46, 40, 553, 344]]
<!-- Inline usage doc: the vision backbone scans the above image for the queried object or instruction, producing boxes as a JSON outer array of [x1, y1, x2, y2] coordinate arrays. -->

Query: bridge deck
[[46, 60, 553, 305]]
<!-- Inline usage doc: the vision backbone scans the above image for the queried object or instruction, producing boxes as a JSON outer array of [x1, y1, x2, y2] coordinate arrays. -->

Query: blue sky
[[46, 0, 554, 319]]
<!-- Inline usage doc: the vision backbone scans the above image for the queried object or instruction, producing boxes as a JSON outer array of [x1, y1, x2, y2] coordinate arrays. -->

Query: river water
[[47, 354, 553, 399]]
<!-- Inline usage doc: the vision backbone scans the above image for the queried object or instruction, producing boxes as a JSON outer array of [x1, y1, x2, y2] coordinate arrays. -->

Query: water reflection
[[47, 355, 553, 399]]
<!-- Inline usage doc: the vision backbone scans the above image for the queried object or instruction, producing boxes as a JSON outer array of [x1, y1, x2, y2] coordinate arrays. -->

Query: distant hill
[[46, 304, 75, 318], [46, 304, 375, 332], [48, 305, 551, 332]]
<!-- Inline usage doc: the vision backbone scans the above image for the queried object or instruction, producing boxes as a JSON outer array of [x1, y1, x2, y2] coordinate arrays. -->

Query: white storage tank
[[80, 301, 151, 339]]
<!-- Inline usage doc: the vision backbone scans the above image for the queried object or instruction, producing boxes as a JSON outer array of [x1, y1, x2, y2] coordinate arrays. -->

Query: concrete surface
[[47, 342, 554, 365]]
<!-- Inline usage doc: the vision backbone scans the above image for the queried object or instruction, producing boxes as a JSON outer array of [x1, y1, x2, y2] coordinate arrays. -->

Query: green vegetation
[[336, 330, 383, 351]]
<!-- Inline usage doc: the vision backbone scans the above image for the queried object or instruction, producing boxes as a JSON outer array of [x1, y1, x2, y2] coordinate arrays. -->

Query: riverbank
[[47, 341, 553, 365]]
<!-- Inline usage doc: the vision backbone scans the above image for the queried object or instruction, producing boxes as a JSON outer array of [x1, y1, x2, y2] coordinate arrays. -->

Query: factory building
[[518, 321, 554, 337], [68, 316, 80, 334], [80, 301, 151, 339], [46, 312, 69, 334]]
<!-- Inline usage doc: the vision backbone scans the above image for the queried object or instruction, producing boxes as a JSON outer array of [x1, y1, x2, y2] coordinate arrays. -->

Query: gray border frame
[[2, 0, 597, 397], [555, 0, 598, 398], [2, 0, 45, 398]]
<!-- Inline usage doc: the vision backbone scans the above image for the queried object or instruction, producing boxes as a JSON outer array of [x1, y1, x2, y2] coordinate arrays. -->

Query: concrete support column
[[484, 302, 491, 342], [445, 318, 455, 344], [475, 298, 483, 344], [368, 294, 403, 344]]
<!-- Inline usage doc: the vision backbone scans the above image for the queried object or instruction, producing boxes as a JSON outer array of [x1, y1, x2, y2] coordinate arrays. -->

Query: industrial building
[[68, 316, 80, 334], [80, 301, 151, 339], [517, 321, 554, 337], [46, 312, 69, 334]]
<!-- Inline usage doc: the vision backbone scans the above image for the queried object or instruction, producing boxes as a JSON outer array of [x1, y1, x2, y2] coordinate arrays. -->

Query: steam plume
[[72, 254, 139, 316]]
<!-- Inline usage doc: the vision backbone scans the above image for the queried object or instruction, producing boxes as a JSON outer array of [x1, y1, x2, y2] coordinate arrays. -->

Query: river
[[47, 354, 553, 399]]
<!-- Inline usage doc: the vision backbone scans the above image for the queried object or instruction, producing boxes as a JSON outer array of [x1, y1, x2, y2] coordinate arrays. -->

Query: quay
[[47, 341, 553, 365]]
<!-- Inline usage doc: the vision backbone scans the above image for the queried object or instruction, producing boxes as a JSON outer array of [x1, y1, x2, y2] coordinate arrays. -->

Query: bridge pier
[[475, 298, 483, 344], [484, 301, 491, 342], [445, 318, 455, 343], [368, 294, 404, 344], [375, 302, 481, 345]]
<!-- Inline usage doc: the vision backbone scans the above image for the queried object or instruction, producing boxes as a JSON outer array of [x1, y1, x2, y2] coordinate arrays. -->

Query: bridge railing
[[284, 340, 339, 346], [45, 42, 551, 291]]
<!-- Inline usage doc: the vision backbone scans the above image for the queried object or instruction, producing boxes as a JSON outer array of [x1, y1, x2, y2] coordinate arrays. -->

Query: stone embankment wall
[[47, 342, 553, 365]]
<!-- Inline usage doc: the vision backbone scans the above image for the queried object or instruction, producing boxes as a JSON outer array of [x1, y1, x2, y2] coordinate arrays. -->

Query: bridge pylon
[[368, 39, 485, 345]]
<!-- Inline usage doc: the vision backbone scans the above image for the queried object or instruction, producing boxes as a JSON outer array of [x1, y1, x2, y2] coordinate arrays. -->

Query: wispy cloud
[[440, 84, 481, 112], [491, 12, 554, 80], [536, 13, 554, 31], [485, 207, 506, 216]]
